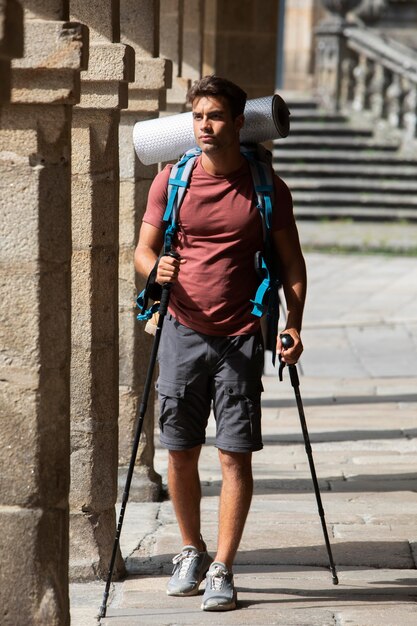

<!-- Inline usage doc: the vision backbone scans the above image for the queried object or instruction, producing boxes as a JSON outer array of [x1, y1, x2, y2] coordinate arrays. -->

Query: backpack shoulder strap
[[242, 144, 281, 365], [240, 143, 274, 238], [136, 147, 201, 322], [163, 147, 201, 253]]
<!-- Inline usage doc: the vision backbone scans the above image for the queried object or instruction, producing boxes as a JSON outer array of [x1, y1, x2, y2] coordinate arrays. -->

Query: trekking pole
[[98, 259, 176, 620], [279, 333, 339, 585]]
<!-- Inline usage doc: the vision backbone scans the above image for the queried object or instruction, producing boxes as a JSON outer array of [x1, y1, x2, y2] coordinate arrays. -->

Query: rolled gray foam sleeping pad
[[133, 94, 290, 165]]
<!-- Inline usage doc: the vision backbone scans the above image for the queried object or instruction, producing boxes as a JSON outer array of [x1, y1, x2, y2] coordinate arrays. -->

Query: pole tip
[[332, 575, 339, 585]]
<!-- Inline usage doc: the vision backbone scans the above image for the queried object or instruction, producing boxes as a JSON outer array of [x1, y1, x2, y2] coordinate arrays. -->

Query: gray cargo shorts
[[156, 313, 264, 453]]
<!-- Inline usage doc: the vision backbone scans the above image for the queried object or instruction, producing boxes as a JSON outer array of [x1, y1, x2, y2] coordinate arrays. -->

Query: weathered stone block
[[72, 108, 120, 173], [72, 177, 119, 248], [119, 178, 151, 243], [120, 0, 159, 56], [82, 43, 135, 82], [71, 0, 117, 43], [70, 428, 118, 511], [0, 506, 69, 626], [69, 507, 125, 581], [132, 57, 171, 90], [10, 20, 88, 105], [0, 0, 24, 59], [126, 88, 164, 112]]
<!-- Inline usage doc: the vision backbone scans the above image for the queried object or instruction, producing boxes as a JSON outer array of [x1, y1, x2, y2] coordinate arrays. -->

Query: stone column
[[283, 0, 325, 91], [0, 4, 86, 624], [69, 0, 134, 580], [0, 0, 23, 101], [118, 0, 172, 501], [160, 0, 203, 110], [203, 0, 278, 97]]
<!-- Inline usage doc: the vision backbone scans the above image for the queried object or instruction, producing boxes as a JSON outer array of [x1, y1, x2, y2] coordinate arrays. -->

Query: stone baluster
[[402, 79, 417, 147], [69, 0, 134, 581], [352, 52, 372, 112], [340, 52, 356, 109], [386, 72, 405, 129], [118, 0, 172, 501], [0, 3, 87, 623], [369, 61, 389, 119], [315, 13, 354, 110]]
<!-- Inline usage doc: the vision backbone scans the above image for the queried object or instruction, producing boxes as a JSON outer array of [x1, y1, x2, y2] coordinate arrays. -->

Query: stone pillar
[[0, 0, 23, 101], [203, 0, 278, 98], [160, 0, 203, 110], [69, 0, 134, 580], [283, 0, 325, 91], [118, 0, 171, 501], [0, 4, 87, 624]]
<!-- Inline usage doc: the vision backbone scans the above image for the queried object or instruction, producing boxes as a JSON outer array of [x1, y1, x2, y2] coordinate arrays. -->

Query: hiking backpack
[[136, 143, 281, 364]]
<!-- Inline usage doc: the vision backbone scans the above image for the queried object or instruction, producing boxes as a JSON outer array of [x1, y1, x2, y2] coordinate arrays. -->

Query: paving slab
[[98, 567, 417, 626]]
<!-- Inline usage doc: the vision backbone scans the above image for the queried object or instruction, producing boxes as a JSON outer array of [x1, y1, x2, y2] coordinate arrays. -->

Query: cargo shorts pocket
[[155, 378, 206, 447], [156, 378, 186, 433], [218, 380, 263, 448]]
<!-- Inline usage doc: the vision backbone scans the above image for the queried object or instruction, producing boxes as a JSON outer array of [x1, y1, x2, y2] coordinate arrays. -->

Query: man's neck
[[200, 148, 244, 176]]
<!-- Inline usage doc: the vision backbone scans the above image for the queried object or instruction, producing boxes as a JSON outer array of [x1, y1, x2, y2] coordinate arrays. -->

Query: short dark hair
[[187, 75, 247, 119]]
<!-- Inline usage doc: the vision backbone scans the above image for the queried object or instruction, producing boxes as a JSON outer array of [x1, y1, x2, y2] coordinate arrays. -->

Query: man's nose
[[200, 116, 211, 131]]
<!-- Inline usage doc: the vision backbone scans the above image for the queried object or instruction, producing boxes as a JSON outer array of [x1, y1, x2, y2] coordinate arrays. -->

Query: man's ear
[[235, 114, 245, 133]]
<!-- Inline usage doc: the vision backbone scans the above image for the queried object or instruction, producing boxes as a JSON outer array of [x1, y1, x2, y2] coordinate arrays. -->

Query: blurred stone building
[[0, 1, 416, 624]]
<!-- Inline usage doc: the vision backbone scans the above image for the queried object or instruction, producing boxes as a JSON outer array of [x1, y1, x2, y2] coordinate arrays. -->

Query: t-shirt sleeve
[[272, 174, 295, 231], [142, 164, 173, 229]]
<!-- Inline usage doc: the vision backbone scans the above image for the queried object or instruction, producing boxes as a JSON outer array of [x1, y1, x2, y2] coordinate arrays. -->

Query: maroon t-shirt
[[143, 156, 294, 335]]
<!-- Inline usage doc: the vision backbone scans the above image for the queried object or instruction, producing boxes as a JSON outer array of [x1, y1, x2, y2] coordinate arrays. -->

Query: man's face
[[192, 95, 244, 154]]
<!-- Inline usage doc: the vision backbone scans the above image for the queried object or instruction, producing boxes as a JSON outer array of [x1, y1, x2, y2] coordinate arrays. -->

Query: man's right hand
[[156, 254, 186, 285]]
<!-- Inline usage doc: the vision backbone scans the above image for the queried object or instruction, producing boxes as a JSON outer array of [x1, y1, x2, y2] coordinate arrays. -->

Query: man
[[134, 75, 306, 611]]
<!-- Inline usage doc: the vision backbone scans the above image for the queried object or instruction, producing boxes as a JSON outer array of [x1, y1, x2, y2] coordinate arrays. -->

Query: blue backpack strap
[[163, 147, 201, 253], [242, 144, 281, 364], [241, 143, 274, 237], [241, 144, 276, 317], [136, 148, 201, 322]]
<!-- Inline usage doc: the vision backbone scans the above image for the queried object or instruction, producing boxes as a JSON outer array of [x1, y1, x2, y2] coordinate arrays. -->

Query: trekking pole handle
[[279, 333, 299, 387], [280, 333, 294, 350], [159, 251, 180, 317]]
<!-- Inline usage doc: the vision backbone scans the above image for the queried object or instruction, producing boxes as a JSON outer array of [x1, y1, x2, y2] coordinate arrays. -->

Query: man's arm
[[273, 222, 307, 364], [134, 222, 185, 284]]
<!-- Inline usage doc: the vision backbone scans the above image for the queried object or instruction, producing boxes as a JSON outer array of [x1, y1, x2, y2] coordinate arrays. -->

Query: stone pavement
[[70, 228, 417, 625]]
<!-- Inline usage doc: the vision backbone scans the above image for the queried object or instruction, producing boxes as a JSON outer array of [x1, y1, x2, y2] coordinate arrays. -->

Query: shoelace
[[209, 565, 227, 590], [172, 550, 198, 579]]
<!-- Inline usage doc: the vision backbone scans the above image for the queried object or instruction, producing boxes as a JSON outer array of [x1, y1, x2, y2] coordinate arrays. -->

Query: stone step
[[292, 190, 417, 207], [275, 136, 399, 150], [294, 205, 417, 220], [288, 109, 349, 122], [289, 122, 373, 136], [284, 177, 417, 192], [274, 163, 417, 178], [273, 149, 414, 164]]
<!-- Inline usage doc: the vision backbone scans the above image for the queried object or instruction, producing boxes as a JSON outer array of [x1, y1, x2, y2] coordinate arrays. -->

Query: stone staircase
[[273, 97, 417, 221]]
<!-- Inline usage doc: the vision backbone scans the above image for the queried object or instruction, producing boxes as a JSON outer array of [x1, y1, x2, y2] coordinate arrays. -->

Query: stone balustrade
[[315, 6, 417, 153]]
